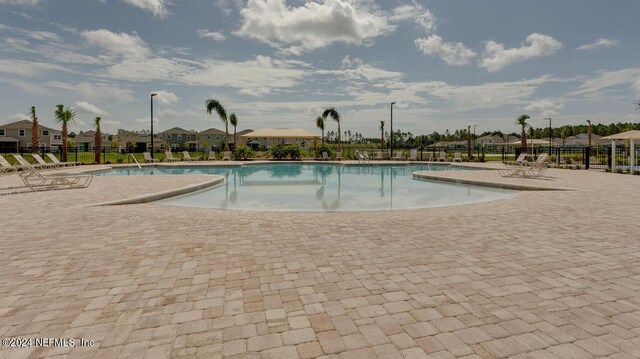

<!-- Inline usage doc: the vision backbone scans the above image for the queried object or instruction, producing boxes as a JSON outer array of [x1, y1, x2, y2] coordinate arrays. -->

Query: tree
[[229, 113, 238, 147], [315, 116, 325, 144], [30, 106, 40, 153], [94, 117, 102, 164], [516, 114, 530, 153], [205, 99, 229, 151], [322, 108, 341, 151], [560, 127, 569, 146], [55, 104, 76, 162]]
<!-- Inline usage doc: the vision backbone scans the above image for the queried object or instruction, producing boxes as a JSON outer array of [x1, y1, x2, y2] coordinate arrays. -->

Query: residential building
[[73, 130, 111, 151], [0, 119, 62, 152], [240, 128, 320, 150], [159, 127, 198, 150]]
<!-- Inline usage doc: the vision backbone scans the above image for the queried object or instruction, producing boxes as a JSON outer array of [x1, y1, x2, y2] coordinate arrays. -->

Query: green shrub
[[233, 145, 255, 160], [269, 144, 287, 160], [287, 144, 301, 160], [315, 144, 335, 158]]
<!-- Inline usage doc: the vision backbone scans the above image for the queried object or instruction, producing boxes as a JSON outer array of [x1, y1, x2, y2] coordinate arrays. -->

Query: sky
[[1, 0, 639, 137]]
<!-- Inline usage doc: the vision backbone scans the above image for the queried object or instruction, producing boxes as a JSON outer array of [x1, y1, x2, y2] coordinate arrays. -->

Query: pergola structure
[[602, 130, 640, 174]]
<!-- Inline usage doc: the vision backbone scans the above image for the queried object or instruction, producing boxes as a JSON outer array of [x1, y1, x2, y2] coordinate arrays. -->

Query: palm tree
[[322, 108, 341, 151], [30, 106, 40, 153], [379, 121, 385, 149], [316, 116, 325, 144], [229, 113, 238, 147], [516, 114, 530, 154], [55, 104, 76, 162], [205, 99, 229, 151], [94, 117, 102, 164]]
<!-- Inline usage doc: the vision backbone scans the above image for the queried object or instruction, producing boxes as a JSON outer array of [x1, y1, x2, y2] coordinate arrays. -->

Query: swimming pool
[[97, 163, 516, 212]]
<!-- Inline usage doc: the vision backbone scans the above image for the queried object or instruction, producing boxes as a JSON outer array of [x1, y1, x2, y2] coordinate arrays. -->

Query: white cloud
[[0, 0, 40, 5], [523, 98, 564, 117], [198, 29, 226, 42], [570, 67, 640, 96], [576, 38, 619, 51], [8, 113, 27, 120], [415, 35, 476, 65], [479, 33, 562, 72], [237, 0, 394, 54], [121, 0, 168, 18], [0, 58, 70, 77], [389, 2, 436, 33], [45, 81, 135, 103], [152, 90, 179, 104], [81, 29, 149, 58], [74, 101, 109, 116]]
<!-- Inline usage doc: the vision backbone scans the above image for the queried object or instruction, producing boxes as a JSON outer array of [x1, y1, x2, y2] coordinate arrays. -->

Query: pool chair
[[32, 153, 61, 169], [322, 151, 329, 161], [12, 154, 47, 170], [164, 151, 180, 162], [363, 152, 370, 162], [19, 162, 92, 191], [0, 154, 23, 174], [409, 149, 418, 161], [222, 151, 231, 161], [335, 152, 342, 161], [143, 152, 159, 163], [374, 151, 383, 160], [505, 153, 529, 166], [437, 152, 447, 161], [453, 152, 463, 162], [499, 154, 549, 178], [208, 151, 217, 161], [182, 151, 201, 161], [423, 153, 433, 162], [393, 151, 404, 161], [46, 153, 80, 167]]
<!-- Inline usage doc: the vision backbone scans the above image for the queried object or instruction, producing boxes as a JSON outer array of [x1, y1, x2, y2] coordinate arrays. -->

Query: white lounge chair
[[335, 151, 342, 161], [18, 161, 92, 191], [12, 154, 46, 170], [437, 152, 447, 162], [164, 151, 180, 162], [409, 149, 418, 161], [499, 153, 549, 178], [46, 153, 80, 167], [222, 151, 231, 161], [393, 151, 403, 161], [208, 151, 217, 161], [0, 154, 23, 174], [322, 151, 329, 161], [505, 153, 529, 166], [363, 152, 370, 162], [374, 151, 383, 160], [143, 152, 159, 163], [453, 152, 463, 162], [32, 153, 60, 169], [423, 153, 433, 162], [182, 151, 201, 161]]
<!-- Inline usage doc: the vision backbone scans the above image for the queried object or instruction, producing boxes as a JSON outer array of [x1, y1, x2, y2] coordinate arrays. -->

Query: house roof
[[0, 136, 20, 143], [159, 127, 195, 135], [241, 128, 320, 139], [197, 128, 226, 136], [602, 130, 640, 140], [0, 119, 57, 132]]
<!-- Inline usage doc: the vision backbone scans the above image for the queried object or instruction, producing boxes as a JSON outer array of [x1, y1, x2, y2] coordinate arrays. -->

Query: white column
[[611, 139, 616, 171], [631, 138, 635, 175]]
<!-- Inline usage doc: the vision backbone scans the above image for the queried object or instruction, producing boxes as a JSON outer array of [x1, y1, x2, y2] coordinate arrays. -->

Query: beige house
[[159, 127, 197, 150], [0, 119, 62, 152], [73, 130, 111, 151], [196, 128, 253, 150], [240, 128, 320, 150]]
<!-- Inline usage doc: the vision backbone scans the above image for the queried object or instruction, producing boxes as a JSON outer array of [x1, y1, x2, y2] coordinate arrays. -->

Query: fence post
[[75, 146, 78, 163], [41, 145, 45, 159], [103, 147, 106, 164], [607, 146, 612, 170]]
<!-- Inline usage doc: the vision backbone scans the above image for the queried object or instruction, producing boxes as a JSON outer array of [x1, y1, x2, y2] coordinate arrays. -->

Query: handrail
[[128, 154, 141, 170]]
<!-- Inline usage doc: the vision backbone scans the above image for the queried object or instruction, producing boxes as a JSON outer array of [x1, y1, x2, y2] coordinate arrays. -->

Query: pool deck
[[1, 162, 639, 358]]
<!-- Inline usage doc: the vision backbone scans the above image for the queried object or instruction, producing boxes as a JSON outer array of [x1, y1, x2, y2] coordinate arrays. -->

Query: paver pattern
[[0, 164, 639, 358]]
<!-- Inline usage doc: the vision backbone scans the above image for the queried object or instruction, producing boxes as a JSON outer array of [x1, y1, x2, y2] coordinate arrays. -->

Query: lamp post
[[150, 93, 157, 159], [390, 102, 396, 159], [545, 117, 552, 155]]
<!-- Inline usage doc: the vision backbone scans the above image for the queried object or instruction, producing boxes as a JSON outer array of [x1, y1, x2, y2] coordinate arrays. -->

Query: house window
[[19, 129, 25, 137], [171, 143, 179, 149], [42, 130, 49, 136], [53, 134, 61, 140], [187, 134, 191, 140], [177, 134, 182, 140], [0, 129, 4, 136]]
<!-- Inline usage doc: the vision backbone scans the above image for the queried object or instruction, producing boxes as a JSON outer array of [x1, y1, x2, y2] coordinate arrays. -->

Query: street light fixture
[[390, 102, 396, 158], [151, 93, 157, 159], [544, 117, 552, 155]]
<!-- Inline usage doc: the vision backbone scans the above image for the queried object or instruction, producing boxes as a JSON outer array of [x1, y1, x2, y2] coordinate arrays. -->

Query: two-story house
[[158, 127, 197, 150], [0, 119, 62, 152], [196, 128, 227, 150], [73, 130, 111, 151]]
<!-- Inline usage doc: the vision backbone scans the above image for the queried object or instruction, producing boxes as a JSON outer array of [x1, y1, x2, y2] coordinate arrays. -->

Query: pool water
[[97, 163, 516, 212]]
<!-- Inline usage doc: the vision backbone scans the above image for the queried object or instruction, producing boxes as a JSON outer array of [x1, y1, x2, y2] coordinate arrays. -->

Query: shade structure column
[[611, 139, 616, 171], [630, 138, 635, 175]]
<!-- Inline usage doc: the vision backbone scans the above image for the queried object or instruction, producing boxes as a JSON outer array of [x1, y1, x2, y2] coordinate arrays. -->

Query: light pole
[[150, 93, 157, 159], [390, 102, 396, 158], [545, 117, 551, 155]]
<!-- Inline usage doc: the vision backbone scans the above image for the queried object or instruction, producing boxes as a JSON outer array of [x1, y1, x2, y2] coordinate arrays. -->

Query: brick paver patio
[[0, 164, 639, 358]]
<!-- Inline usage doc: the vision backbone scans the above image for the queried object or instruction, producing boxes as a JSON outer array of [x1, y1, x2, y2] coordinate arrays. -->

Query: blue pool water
[[96, 164, 516, 211]]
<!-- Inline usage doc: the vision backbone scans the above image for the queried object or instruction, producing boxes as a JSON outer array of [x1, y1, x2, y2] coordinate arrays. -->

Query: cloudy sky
[[1, 0, 639, 136]]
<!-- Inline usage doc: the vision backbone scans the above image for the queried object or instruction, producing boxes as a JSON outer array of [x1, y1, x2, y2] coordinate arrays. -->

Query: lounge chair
[[0, 154, 23, 174], [437, 152, 447, 161], [335, 151, 342, 161], [322, 151, 329, 161], [143, 152, 159, 163], [423, 153, 433, 162], [499, 153, 549, 178], [222, 151, 231, 161], [164, 151, 180, 162], [46, 153, 80, 167], [182, 151, 201, 161], [13, 154, 46, 170], [374, 152, 383, 160], [505, 153, 529, 166], [363, 152, 370, 162], [393, 151, 404, 161], [453, 152, 463, 162], [19, 162, 92, 191], [208, 151, 217, 161], [409, 149, 418, 161], [32, 153, 60, 169]]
